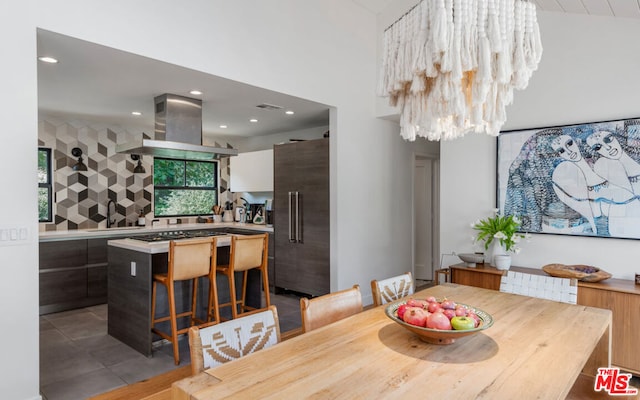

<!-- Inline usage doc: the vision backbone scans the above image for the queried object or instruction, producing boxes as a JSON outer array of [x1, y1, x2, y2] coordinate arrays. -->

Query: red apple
[[426, 311, 452, 330]]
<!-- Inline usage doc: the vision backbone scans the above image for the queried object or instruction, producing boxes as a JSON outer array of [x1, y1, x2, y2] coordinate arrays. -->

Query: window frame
[[153, 157, 219, 217], [38, 147, 53, 222]]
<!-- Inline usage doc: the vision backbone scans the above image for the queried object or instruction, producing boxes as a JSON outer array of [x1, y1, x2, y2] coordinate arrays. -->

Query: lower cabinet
[[449, 263, 640, 375], [39, 238, 109, 315]]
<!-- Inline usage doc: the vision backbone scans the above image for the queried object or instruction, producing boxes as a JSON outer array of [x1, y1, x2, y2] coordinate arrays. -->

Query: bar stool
[[151, 237, 219, 365], [215, 233, 270, 320]]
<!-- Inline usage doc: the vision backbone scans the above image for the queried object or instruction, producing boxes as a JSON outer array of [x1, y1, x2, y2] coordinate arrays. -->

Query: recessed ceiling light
[[249, 118, 258, 123], [131, 111, 142, 116], [220, 125, 228, 129], [285, 110, 295, 115], [190, 90, 203, 95], [38, 56, 58, 64]]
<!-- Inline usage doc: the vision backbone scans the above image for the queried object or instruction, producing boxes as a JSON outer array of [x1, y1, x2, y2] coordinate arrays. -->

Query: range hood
[[117, 93, 238, 160]]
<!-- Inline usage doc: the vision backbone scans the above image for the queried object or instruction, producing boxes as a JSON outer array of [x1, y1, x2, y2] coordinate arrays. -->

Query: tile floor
[[39, 291, 303, 400]]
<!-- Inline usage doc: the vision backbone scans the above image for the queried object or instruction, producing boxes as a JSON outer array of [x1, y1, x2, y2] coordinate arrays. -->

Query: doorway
[[413, 155, 439, 282]]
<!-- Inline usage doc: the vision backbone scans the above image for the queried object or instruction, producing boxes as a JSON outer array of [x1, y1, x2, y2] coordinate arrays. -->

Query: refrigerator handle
[[295, 191, 301, 243], [288, 192, 295, 243]]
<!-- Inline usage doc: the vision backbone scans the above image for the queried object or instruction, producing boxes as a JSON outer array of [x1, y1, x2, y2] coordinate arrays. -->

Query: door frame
[[411, 152, 440, 281]]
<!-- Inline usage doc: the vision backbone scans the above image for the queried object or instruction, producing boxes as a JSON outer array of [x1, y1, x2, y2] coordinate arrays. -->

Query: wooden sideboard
[[449, 263, 640, 375]]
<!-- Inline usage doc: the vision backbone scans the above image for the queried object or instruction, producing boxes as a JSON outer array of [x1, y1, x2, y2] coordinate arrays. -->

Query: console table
[[449, 262, 640, 375]]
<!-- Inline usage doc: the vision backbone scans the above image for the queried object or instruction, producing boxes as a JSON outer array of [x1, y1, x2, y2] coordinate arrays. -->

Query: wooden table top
[[172, 283, 611, 400]]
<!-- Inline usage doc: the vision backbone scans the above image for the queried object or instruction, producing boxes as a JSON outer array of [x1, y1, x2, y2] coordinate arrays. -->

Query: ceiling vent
[[256, 103, 283, 110]]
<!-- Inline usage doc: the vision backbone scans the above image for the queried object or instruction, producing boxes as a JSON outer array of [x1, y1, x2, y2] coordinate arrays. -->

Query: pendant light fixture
[[71, 147, 88, 171], [131, 154, 146, 173], [378, 0, 542, 141]]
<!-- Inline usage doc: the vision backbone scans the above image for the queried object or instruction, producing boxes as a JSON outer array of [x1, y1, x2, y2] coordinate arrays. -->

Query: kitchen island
[[107, 231, 266, 357], [38, 222, 272, 315]]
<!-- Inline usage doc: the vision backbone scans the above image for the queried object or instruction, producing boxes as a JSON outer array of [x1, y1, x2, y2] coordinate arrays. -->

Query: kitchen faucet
[[107, 200, 116, 228]]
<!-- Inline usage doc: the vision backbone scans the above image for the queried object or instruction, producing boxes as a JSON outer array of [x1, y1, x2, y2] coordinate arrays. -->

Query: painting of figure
[[497, 118, 640, 239]]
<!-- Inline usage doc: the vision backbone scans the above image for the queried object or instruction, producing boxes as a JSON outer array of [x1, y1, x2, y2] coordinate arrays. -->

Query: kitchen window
[[38, 148, 53, 222], [153, 158, 218, 217]]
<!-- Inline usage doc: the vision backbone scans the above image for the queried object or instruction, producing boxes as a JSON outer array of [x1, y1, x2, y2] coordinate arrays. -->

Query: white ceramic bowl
[[457, 253, 485, 265]]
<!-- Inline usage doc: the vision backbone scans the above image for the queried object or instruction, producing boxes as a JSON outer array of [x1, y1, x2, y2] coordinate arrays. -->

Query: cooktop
[[130, 230, 228, 242]]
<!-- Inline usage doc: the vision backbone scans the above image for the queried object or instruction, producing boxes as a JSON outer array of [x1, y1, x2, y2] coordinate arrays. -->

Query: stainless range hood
[[117, 93, 238, 160]]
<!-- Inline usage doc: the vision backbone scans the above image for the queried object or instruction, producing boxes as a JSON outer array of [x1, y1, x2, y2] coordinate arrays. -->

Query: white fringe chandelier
[[378, 0, 542, 141]]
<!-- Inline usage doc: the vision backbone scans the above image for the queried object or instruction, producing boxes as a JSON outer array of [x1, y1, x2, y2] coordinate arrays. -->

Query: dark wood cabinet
[[87, 238, 109, 299], [274, 138, 329, 297], [40, 237, 119, 314]]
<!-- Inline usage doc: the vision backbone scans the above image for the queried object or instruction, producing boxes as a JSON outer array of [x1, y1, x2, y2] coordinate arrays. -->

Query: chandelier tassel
[[378, 0, 543, 141]]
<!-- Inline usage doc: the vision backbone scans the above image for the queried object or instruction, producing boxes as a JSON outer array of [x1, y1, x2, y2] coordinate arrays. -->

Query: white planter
[[494, 255, 512, 270]]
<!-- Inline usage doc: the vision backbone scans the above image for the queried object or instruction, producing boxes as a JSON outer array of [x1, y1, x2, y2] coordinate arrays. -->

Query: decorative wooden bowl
[[385, 301, 493, 345], [542, 263, 612, 283]]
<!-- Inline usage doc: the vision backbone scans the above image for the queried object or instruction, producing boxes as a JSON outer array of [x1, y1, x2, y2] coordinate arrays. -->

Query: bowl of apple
[[385, 297, 493, 345]]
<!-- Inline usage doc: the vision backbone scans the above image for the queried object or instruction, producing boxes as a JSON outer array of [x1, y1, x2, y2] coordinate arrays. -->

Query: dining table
[[172, 283, 611, 399]]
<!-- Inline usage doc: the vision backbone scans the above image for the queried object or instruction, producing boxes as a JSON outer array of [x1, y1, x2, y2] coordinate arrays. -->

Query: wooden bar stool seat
[[215, 233, 270, 320], [151, 237, 219, 365]]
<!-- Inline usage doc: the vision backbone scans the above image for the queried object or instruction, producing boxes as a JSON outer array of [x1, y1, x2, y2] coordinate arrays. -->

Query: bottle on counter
[[138, 210, 146, 226]]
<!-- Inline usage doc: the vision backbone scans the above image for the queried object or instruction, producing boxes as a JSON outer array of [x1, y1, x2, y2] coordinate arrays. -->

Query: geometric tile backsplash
[[38, 116, 233, 231]]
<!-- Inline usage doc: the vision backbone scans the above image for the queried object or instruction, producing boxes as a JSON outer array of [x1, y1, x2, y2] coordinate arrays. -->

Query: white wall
[[5, 1, 430, 397], [0, 2, 40, 399], [439, 12, 640, 281]]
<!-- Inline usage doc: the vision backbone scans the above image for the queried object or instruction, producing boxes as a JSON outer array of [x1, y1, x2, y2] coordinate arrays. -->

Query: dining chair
[[151, 237, 219, 365], [188, 305, 280, 375], [215, 233, 271, 320], [499, 271, 578, 304], [300, 284, 363, 333], [370, 272, 414, 307]]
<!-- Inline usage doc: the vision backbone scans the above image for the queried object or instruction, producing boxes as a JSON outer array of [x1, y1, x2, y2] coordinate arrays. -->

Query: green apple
[[450, 316, 475, 330]]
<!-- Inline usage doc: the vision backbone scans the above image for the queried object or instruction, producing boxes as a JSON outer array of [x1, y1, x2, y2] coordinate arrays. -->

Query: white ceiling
[[352, 0, 640, 19], [38, 1, 639, 142], [37, 30, 330, 140]]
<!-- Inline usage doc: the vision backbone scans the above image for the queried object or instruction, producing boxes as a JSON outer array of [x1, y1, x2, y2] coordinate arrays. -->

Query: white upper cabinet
[[229, 149, 274, 192]]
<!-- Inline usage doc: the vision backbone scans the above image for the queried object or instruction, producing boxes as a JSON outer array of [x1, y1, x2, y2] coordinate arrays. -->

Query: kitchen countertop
[[107, 235, 234, 254], [39, 222, 273, 242]]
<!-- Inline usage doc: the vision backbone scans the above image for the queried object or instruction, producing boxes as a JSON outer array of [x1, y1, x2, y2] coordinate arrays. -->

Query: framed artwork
[[497, 117, 640, 239]]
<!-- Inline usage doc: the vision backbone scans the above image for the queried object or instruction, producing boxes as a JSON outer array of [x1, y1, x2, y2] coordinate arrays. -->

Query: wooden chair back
[[188, 305, 281, 375], [499, 271, 578, 304], [169, 237, 216, 281], [370, 272, 414, 307], [230, 234, 268, 272], [300, 285, 362, 333]]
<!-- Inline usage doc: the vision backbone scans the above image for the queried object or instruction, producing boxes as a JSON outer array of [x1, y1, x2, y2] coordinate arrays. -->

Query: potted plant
[[472, 209, 528, 269]]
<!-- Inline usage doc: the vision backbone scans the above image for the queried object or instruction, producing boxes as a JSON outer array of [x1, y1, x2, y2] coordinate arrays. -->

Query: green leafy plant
[[472, 210, 528, 254]]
